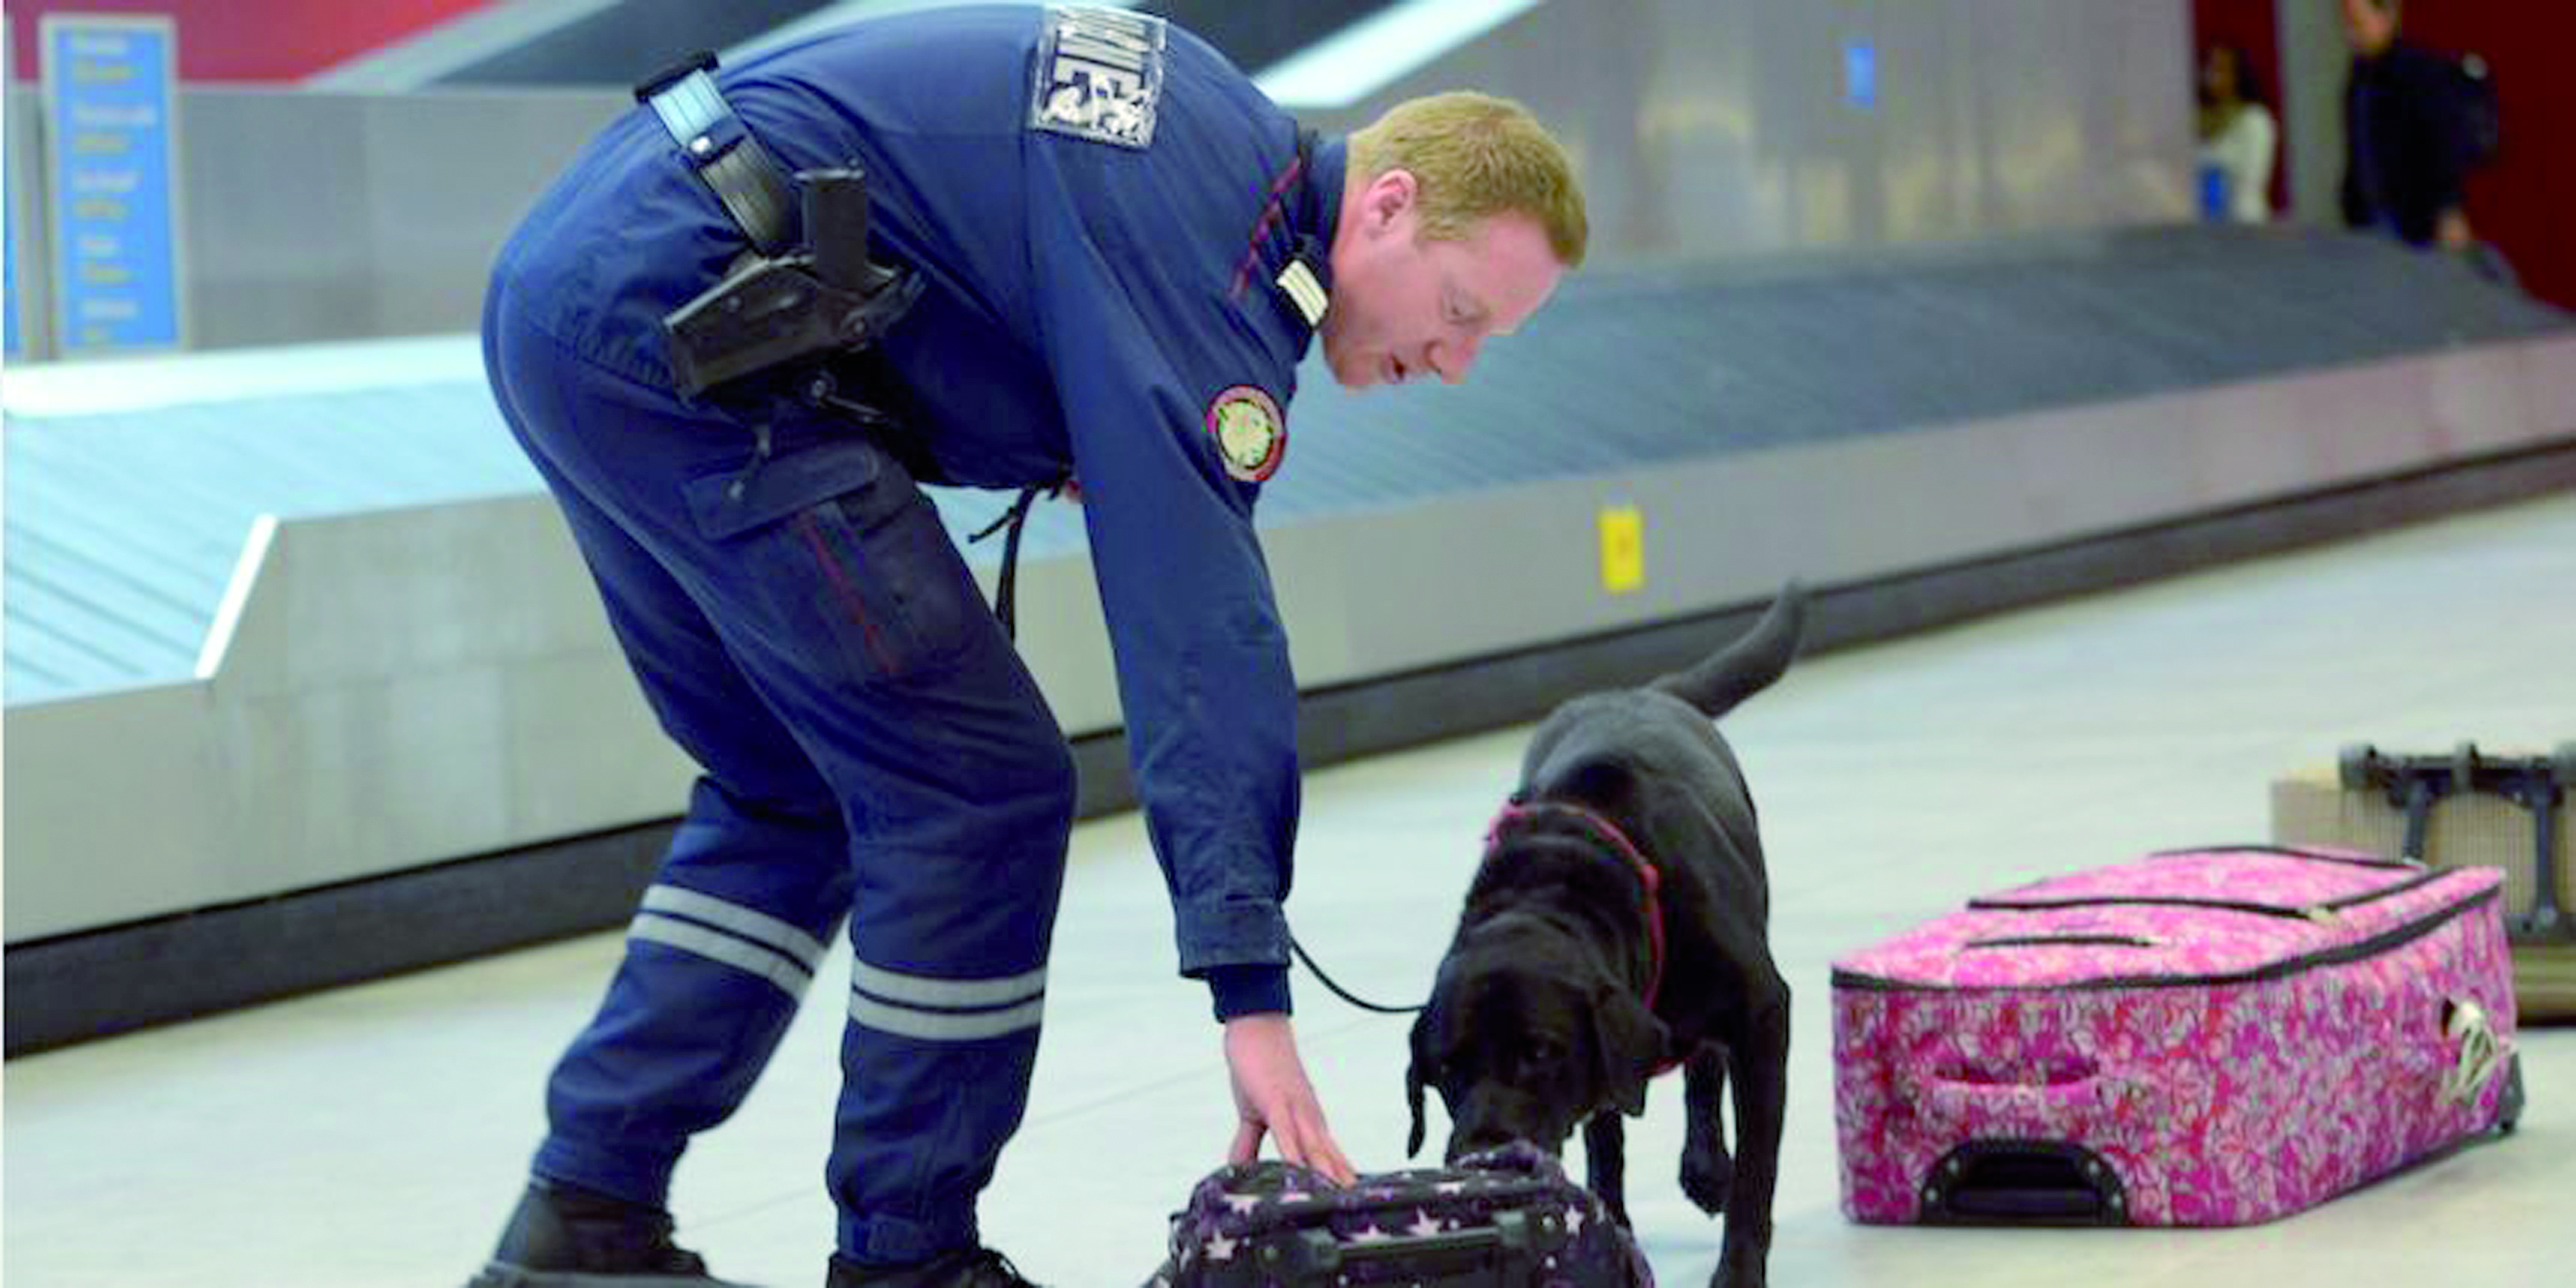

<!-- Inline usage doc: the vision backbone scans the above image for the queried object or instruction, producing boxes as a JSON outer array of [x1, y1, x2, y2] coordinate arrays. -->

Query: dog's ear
[[1590, 988, 1669, 1117], [1405, 1008, 1437, 1157]]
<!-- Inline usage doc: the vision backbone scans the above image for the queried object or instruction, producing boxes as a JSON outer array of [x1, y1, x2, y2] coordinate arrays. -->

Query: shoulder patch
[[1029, 6, 1167, 150], [1207, 385, 1286, 483]]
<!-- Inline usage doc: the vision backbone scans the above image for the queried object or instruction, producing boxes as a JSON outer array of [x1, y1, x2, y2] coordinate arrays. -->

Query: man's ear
[[1362, 167, 1417, 236], [1590, 987, 1668, 1117]]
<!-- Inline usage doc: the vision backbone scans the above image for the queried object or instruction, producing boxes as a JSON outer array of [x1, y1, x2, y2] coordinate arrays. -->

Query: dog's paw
[[1706, 1249, 1765, 1288], [1679, 1146, 1734, 1215]]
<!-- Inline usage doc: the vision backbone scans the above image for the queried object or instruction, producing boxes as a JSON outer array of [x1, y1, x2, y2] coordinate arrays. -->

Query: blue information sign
[[43, 15, 184, 354], [5, 21, 24, 358], [1845, 41, 1877, 109], [5, 151, 19, 357]]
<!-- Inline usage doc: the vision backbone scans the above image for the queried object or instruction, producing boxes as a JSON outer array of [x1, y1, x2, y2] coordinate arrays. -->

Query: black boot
[[465, 1180, 757, 1287], [825, 1247, 1039, 1288]]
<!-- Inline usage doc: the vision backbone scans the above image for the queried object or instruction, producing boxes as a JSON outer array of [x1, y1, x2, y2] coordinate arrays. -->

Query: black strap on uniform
[[635, 51, 801, 256], [966, 486, 1049, 640]]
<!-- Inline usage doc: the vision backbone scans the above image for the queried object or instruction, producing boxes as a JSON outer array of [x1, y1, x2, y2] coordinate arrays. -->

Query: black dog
[[1406, 585, 1803, 1288]]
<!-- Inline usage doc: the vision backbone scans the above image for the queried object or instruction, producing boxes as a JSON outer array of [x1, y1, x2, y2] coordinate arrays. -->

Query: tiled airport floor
[[7, 490, 2572, 1287]]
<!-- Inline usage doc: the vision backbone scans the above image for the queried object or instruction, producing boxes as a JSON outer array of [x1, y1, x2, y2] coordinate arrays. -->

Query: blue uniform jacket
[[498, 5, 1341, 1015]]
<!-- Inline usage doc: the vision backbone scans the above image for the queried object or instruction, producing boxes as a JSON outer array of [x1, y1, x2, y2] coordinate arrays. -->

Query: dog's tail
[[1650, 581, 1808, 720]]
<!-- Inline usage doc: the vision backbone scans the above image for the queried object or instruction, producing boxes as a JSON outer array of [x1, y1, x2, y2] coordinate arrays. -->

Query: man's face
[[2341, 0, 2395, 54], [1321, 171, 1565, 391]]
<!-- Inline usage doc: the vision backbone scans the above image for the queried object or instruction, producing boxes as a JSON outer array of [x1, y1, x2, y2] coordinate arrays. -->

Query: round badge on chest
[[1207, 384, 1286, 483]]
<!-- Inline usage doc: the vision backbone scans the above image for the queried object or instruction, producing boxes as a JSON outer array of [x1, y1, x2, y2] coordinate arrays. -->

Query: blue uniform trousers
[[482, 276, 1078, 1265]]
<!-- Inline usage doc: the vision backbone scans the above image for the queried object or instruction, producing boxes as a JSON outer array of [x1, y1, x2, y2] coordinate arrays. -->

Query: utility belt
[[633, 52, 923, 403]]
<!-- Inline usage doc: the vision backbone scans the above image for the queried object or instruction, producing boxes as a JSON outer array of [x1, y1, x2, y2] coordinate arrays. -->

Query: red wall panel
[[2399, 2, 2576, 311], [7, 0, 491, 83]]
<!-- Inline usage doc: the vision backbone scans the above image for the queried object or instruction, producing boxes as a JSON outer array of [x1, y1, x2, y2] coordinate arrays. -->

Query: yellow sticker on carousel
[[1599, 505, 1644, 594]]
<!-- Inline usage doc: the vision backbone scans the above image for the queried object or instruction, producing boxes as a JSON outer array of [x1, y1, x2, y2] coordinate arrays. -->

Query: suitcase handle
[[1268, 1210, 1545, 1288], [1919, 1141, 2129, 1225]]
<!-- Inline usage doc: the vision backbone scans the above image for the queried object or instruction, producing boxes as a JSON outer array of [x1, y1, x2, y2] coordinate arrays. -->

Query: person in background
[[2195, 44, 2276, 225], [2338, 0, 2472, 250]]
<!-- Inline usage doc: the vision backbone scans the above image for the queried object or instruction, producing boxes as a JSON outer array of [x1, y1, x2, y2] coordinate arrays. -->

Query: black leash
[[805, 363, 1049, 642], [958, 497, 1427, 1012], [1287, 930, 1425, 1015], [966, 484, 1049, 639]]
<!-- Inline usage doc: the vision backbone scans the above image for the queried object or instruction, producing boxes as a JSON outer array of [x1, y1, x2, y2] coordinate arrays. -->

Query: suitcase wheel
[[2496, 1053, 2525, 1134]]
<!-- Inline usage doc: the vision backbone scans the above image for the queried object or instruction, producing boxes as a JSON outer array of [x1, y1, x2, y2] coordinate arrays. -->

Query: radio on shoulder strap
[[634, 52, 924, 398]]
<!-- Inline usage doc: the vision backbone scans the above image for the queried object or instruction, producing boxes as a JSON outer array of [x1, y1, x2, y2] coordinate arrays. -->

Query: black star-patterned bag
[[1146, 1143, 1652, 1288]]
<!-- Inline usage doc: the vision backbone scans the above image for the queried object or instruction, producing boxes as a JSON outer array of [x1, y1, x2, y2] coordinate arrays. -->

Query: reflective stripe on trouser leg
[[533, 774, 853, 1210], [848, 957, 1046, 1041]]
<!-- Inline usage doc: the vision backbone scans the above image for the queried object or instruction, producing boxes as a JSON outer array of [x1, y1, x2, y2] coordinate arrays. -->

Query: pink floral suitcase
[[1833, 845, 2522, 1226]]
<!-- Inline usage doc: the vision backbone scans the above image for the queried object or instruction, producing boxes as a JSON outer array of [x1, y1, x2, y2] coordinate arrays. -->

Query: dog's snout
[[1441, 1078, 1572, 1165], [1446, 1123, 1562, 1165]]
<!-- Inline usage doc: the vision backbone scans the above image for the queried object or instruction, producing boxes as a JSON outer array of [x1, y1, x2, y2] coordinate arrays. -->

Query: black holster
[[661, 167, 926, 399], [633, 51, 924, 400]]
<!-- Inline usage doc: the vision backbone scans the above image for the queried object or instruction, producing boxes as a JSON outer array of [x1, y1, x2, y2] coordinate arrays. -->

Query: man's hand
[[2437, 207, 2474, 251], [1222, 1013, 1356, 1185]]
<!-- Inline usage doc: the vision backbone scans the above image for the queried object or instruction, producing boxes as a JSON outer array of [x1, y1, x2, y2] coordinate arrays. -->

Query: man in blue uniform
[[471, 6, 1586, 1287]]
